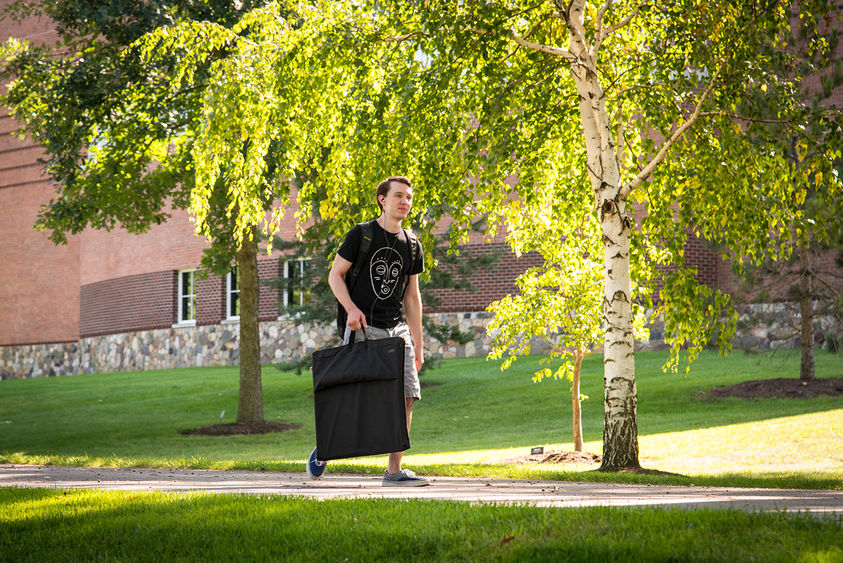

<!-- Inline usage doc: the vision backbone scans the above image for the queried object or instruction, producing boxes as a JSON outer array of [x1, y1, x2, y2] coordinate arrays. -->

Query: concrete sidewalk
[[2, 464, 841, 517]]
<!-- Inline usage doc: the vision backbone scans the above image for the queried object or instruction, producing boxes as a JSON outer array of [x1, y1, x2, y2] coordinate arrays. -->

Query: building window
[[284, 259, 311, 307], [227, 266, 240, 320], [177, 270, 196, 324]]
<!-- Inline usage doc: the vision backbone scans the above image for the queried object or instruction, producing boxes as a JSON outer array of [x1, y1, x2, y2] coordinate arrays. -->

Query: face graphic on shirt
[[370, 247, 403, 301]]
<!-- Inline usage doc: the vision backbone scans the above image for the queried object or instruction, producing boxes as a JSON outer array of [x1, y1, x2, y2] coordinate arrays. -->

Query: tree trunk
[[572, 352, 584, 453], [566, 4, 639, 471], [571, 76, 639, 471], [236, 227, 264, 424], [799, 241, 815, 382], [598, 195, 639, 471]]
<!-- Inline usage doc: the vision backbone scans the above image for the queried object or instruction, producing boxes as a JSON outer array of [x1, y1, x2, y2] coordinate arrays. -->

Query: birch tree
[[310, 0, 841, 470], [486, 171, 648, 452]]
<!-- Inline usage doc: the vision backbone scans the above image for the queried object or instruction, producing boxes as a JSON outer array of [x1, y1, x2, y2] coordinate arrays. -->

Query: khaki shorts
[[344, 323, 421, 401]]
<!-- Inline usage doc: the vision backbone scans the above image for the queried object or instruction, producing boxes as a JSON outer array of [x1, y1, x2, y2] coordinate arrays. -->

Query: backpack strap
[[401, 227, 418, 294], [336, 220, 375, 339], [404, 228, 417, 267], [347, 220, 375, 291]]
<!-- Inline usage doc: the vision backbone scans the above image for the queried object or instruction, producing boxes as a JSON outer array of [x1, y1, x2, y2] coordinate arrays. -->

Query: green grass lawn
[[0, 350, 840, 488], [1, 487, 840, 562], [1, 350, 841, 561]]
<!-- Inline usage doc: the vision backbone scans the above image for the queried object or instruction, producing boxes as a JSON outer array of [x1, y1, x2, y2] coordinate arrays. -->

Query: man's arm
[[403, 274, 424, 371], [328, 254, 367, 330]]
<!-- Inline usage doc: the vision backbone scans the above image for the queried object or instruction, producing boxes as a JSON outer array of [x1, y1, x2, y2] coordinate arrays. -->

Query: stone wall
[[0, 312, 498, 380], [732, 302, 840, 351], [1, 305, 838, 380]]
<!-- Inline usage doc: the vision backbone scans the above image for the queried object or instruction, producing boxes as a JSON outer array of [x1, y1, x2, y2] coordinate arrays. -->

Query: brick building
[[1, 5, 838, 379]]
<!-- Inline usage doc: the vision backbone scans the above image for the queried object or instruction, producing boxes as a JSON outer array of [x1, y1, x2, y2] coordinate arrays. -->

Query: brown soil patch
[[540, 451, 602, 464], [702, 377, 843, 400], [601, 466, 685, 477], [179, 422, 301, 436], [504, 450, 602, 464]]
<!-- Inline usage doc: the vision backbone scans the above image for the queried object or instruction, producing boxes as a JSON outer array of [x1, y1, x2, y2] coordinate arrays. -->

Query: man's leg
[[383, 395, 428, 486], [382, 325, 428, 485], [387, 397, 414, 473]]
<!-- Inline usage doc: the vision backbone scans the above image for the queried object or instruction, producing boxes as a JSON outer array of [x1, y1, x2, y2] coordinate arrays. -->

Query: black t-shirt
[[337, 221, 425, 329]]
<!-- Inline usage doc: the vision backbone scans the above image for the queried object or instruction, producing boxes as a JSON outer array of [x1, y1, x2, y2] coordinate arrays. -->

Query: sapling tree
[[731, 16, 843, 379], [487, 179, 648, 452]]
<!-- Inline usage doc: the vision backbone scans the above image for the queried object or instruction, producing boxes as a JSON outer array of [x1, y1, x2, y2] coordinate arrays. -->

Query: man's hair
[[376, 176, 412, 212]]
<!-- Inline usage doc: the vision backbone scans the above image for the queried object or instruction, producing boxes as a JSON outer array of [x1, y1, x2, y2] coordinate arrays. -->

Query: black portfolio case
[[312, 334, 410, 461]]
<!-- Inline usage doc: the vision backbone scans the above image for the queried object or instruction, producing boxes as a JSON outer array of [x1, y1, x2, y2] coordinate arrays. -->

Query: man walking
[[307, 176, 429, 486]]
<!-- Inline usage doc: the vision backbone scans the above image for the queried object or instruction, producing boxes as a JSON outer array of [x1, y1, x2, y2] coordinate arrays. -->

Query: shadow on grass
[[2, 488, 840, 562]]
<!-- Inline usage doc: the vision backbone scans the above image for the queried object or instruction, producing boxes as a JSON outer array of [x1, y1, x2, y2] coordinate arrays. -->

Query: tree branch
[[815, 274, 842, 296], [509, 32, 577, 63], [507, 1, 547, 21], [620, 58, 728, 199], [615, 100, 624, 170], [376, 25, 578, 65], [595, 0, 613, 39], [563, 0, 589, 58], [595, 2, 647, 53], [698, 112, 790, 125], [377, 31, 426, 43]]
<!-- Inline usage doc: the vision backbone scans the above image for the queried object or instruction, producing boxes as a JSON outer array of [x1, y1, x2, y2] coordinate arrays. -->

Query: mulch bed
[[540, 451, 602, 464], [179, 422, 301, 436], [702, 377, 843, 400], [503, 450, 602, 465]]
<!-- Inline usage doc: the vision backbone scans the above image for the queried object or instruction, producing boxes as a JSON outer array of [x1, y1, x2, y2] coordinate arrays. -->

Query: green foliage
[[659, 269, 738, 373], [10, 1, 838, 370], [395, 1, 842, 375], [485, 158, 649, 383], [0, 0, 269, 248], [487, 216, 604, 381]]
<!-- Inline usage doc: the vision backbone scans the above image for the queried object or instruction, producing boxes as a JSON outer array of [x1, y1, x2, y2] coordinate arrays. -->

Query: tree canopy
[[5, 0, 840, 469], [300, 0, 841, 469], [0, 0, 280, 423]]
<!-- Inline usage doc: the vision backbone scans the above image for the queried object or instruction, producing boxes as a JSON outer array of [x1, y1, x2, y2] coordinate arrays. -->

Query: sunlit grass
[[1, 488, 840, 562], [1, 350, 840, 488], [638, 409, 843, 476], [1, 352, 841, 561], [391, 407, 842, 472]]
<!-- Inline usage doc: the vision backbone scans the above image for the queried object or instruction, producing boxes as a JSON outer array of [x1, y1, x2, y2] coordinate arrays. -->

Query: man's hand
[[346, 307, 367, 331], [414, 344, 424, 372]]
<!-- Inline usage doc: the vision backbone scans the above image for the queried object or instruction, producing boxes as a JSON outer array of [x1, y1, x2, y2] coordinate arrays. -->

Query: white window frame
[[283, 258, 311, 308], [175, 269, 196, 327], [226, 266, 240, 320]]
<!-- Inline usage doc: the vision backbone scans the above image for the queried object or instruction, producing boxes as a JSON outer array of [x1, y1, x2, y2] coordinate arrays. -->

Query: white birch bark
[[566, 0, 639, 470]]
